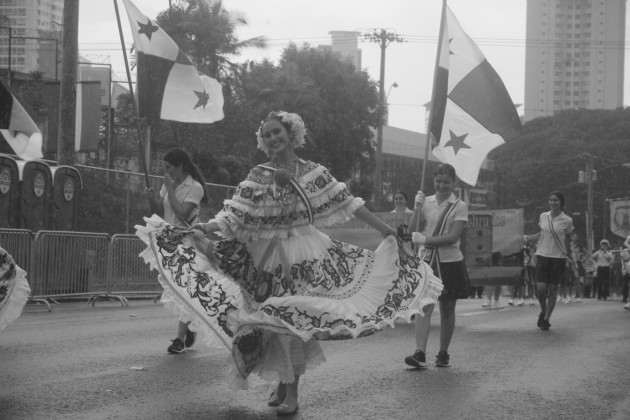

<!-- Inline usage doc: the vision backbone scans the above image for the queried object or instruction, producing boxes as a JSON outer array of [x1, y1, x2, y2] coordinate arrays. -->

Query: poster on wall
[[609, 198, 630, 239]]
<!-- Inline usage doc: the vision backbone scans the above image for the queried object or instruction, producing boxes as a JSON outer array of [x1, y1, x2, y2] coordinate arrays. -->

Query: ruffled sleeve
[[212, 162, 363, 242], [301, 162, 364, 228]]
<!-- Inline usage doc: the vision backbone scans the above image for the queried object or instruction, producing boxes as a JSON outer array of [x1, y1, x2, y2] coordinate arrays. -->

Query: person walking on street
[[620, 249, 630, 308], [137, 111, 443, 415], [405, 163, 470, 369], [391, 191, 414, 241], [482, 285, 504, 308], [524, 191, 574, 331], [592, 239, 613, 301], [145, 148, 207, 354], [523, 241, 538, 305]]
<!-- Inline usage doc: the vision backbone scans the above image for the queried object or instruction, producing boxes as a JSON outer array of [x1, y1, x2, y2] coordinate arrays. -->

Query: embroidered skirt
[[136, 216, 442, 390], [0, 247, 30, 333]]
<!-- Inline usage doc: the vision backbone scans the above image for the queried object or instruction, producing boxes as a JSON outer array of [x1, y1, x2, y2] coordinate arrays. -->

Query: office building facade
[[0, 0, 63, 80], [524, 0, 626, 121]]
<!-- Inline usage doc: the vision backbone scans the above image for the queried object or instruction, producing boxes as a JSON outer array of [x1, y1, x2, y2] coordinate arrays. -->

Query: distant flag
[[121, 0, 224, 123], [0, 79, 43, 160], [429, 5, 522, 186]]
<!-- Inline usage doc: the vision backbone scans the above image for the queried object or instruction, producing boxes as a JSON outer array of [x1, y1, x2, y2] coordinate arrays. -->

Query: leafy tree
[[155, 0, 266, 80], [221, 44, 379, 187], [491, 108, 630, 242]]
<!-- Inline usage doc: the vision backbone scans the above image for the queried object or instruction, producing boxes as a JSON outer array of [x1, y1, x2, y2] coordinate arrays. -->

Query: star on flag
[[122, 0, 224, 124], [428, 5, 522, 186]]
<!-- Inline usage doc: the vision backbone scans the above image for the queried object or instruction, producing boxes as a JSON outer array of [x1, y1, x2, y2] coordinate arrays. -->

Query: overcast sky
[[79, 0, 630, 133]]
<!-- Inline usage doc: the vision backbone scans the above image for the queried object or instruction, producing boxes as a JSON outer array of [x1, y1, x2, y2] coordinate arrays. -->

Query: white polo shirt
[[535, 211, 574, 259], [160, 175, 204, 227], [420, 193, 468, 262]]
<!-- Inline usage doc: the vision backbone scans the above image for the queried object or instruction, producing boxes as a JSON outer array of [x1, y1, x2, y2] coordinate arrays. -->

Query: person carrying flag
[[405, 163, 469, 369]]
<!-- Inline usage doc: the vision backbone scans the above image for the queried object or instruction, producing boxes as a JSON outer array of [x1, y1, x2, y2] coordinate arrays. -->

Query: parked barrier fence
[[29, 230, 121, 304], [0, 228, 33, 270], [0, 228, 163, 310], [0, 228, 52, 310], [106, 234, 161, 303]]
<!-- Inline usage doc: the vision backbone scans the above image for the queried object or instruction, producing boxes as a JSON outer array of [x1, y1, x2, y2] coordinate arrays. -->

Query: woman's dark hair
[[434, 163, 457, 181], [164, 148, 208, 204], [549, 190, 565, 211], [394, 191, 408, 202]]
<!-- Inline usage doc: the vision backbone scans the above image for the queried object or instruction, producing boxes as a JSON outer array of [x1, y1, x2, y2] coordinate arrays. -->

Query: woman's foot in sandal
[[275, 400, 299, 416], [268, 383, 286, 407]]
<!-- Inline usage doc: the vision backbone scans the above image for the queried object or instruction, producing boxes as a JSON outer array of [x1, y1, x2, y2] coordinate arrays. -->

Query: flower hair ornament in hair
[[256, 111, 307, 155]]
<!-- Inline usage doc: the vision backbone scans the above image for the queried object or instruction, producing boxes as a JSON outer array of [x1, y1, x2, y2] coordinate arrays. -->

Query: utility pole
[[364, 29, 404, 210], [585, 153, 594, 253], [57, 0, 79, 165]]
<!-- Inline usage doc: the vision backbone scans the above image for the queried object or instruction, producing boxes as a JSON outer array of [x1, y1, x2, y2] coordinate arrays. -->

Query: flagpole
[[421, 0, 447, 193], [112, 0, 156, 212], [414, 0, 447, 235]]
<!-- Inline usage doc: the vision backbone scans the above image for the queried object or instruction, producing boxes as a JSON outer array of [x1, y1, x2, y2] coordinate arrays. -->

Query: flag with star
[[122, 0, 224, 123], [428, 5, 522, 186], [0, 79, 43, 160]]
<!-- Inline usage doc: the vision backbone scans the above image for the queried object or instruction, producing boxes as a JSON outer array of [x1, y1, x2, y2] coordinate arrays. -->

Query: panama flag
[[0, 79, 43, 160], [122, 0, 224, 123], [429, 5, 522, 186]]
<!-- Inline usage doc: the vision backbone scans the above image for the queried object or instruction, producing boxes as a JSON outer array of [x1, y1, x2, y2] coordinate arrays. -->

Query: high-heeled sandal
[[268, 387, 286, 407], [275, 402, 299, 416]]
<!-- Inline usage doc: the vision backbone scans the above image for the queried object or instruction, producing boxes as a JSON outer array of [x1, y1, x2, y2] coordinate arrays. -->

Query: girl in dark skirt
[[524, 191, 574, 330], [405, 163, 470, 368]]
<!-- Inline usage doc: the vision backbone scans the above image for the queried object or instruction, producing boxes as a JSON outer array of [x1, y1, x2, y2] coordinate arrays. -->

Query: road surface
[[1, 297, 629, 420]]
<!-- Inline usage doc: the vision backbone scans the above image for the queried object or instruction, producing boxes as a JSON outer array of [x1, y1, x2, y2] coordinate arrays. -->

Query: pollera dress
[[0, 247, 31, 333], [136, 160, 443, 390]]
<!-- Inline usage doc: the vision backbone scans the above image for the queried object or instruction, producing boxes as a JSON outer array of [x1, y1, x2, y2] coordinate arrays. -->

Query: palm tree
[[156, 0, 267, 80]]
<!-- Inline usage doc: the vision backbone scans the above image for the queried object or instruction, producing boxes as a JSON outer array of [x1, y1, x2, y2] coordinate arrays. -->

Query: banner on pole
[[609, 198, 630, 239]]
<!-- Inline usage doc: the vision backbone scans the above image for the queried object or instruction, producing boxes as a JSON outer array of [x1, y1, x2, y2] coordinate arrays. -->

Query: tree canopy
[[491, 107, 630, 242]]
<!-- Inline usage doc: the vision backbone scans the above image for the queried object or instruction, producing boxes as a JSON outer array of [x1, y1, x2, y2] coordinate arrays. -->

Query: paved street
[[1, 297, 629, 420]]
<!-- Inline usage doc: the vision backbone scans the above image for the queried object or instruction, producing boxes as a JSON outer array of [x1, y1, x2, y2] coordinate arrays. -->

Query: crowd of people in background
[[466, 231, 630, 312]]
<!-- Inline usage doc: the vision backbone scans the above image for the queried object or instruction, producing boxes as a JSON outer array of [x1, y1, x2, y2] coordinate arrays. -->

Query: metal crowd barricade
[[29, 230, 127, 306], [0, 228, 51, 311], [105, 234, 162, 304]]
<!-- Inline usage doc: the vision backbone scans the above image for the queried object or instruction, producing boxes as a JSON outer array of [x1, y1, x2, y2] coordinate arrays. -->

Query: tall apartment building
[[524, 0, 626, 122], [318, 31, 362, 71], [0, 0, 64, 80]]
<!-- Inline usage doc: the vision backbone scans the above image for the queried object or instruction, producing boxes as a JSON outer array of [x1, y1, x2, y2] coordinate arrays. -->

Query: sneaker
[[537, 312, 544, 328], [624, 303, 630, 311], [405, 350, 429, 369], [508, 299, 514, 306], [528, 299, 536, 306], [167, 338, 186, 354], [482, 301, 491, 308], [517, 299, 525, 306], [492, 300, 504, 309], [575, 298, 582, 303], [435, 351, 450, 367], [184, 328, 197, 348], [540, 319, 551, 330]]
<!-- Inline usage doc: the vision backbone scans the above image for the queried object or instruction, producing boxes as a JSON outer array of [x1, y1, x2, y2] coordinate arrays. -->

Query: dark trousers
[[469, 286, 483, 298], [596, 266, 611, 300], [622, 274, 629, 302]]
